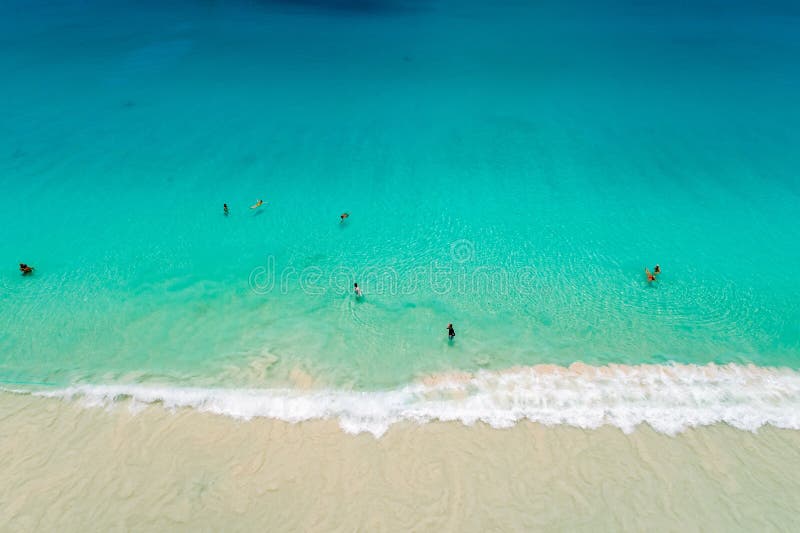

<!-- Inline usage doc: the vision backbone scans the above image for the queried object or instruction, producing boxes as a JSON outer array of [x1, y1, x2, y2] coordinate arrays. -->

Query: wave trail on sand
[[13, 362, 800, 437]]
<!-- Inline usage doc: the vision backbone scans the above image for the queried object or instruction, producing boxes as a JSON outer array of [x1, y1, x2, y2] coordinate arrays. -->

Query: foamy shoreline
[[2, 392, 800, 531], [14, 361, 800, 437]]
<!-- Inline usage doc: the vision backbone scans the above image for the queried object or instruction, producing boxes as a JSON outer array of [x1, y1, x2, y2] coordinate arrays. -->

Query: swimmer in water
[[250, 199, 264, 209], [354, 282, 363, 298], [340, 212, 349, 223], [645, 268, 656, 282], [19, 263, 33, 275], [223, 203, 229, 216], [447, 323, 455, 340], [654, 264, 661, 275]]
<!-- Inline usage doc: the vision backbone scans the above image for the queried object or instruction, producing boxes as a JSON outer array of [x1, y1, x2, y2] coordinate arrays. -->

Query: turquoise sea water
[[1, 0, 800, 431]]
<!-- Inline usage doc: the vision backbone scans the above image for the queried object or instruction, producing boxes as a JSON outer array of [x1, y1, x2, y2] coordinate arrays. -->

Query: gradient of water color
[[1, 0, 799, 432]]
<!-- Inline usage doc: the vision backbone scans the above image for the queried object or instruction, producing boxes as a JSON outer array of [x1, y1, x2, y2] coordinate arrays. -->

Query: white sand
[[2, 392, 799, 531]]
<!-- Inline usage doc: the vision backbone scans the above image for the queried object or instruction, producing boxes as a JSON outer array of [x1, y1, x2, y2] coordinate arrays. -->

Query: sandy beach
[[3, 0, 800, 531], [2, 393, 799, 531]]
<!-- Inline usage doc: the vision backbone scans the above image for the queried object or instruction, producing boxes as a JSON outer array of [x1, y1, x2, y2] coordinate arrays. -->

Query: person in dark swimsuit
[[223, 203, 229, 216], [654, 264, 661, 275], [447, 323, 455, 340], [19, 263, 33, 275]]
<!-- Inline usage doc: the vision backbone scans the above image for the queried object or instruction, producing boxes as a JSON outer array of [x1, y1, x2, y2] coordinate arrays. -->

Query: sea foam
[[21, 362, 800, 437]]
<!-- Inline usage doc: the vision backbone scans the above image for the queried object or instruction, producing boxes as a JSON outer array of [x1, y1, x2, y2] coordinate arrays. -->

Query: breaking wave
[[16, 362, 800, 437]]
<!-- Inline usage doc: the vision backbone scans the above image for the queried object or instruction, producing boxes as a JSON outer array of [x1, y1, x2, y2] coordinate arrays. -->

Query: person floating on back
[[340, 212, 349, 223], [645, 268, 656, 282], [223, 203, 229, 216], [447, 323, 456, 340], [354, 282, 363, 298], [19, 263, 33, 275], [250, 199, 264, 209]]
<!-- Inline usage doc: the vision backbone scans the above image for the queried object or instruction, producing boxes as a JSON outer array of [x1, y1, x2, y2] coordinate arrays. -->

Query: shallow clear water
[[1, 0, 799, 407]]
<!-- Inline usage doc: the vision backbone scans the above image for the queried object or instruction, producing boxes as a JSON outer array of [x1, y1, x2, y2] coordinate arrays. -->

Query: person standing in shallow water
[[447, 323, 455, 340], [354, 282, 363, 298]]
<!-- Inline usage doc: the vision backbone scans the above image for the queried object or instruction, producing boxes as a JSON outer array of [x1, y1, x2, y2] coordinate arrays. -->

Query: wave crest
[[22, 362, 800, 437]]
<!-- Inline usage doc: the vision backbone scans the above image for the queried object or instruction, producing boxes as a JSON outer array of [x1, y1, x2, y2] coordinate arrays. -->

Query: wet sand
[[2, 393, 799, 531]]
